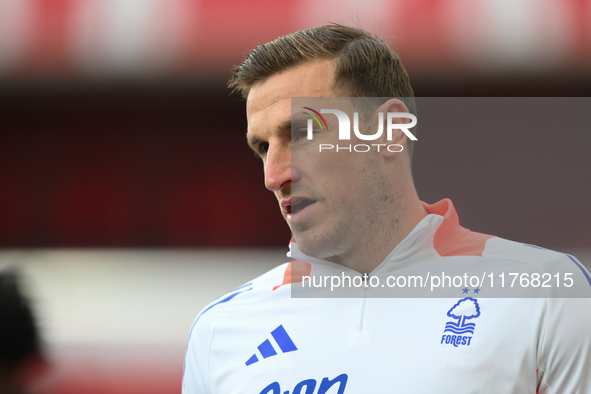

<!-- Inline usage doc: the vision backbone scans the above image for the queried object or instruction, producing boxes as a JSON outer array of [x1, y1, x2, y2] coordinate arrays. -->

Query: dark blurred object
[[0, 270, 46, 394]]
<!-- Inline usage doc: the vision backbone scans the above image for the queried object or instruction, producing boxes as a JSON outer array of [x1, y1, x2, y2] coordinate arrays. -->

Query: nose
[[264, 141, 291, 192]]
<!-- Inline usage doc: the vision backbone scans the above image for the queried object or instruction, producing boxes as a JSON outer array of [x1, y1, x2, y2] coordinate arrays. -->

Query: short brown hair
[[228, 24, 417, 156]]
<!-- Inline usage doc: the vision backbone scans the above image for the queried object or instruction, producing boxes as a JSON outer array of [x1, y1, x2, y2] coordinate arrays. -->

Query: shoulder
[[479, 237, 591, 298], [484, 237, 589, 274], [475, 239, 591, 388], [182, 262, 291, 392], [182, 260, 312, 393], [187, 259, 313, 334], [190, 262, 290, 333]]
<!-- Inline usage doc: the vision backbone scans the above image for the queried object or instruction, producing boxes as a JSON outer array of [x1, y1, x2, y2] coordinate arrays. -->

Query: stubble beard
[[293, 158, 400, 267]]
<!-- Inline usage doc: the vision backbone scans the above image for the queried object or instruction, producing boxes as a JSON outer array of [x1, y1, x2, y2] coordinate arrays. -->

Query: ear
[[372, 99, 414, 158]]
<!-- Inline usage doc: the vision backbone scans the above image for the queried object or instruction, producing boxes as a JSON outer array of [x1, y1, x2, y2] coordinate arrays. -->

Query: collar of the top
[[287, 198, 494, 274]]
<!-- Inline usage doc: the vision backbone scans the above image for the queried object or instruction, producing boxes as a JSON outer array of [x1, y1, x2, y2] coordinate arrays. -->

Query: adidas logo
[[246, 325, 298, 366]]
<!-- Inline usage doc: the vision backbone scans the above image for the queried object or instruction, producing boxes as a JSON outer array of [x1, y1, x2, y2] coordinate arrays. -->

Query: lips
[[282, 197, 317, 214], [291, 199, 316, 213]]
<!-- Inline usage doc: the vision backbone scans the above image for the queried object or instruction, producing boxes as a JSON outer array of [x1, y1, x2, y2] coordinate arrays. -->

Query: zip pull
[[355, 276, 369, 333]]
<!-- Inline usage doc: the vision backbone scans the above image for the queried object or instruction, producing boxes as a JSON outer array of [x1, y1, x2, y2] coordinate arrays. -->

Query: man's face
[[246, 59, 391, 260]]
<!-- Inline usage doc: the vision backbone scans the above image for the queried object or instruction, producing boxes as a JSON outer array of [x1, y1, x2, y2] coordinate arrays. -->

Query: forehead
[[246, 59, 337, 122]]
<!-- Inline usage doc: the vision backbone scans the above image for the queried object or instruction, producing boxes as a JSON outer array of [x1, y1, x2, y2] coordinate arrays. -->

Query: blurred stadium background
[[0, 0, 590, 392]]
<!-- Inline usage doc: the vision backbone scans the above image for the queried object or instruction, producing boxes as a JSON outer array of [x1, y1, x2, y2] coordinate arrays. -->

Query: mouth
[[289, 199, 316, 214], [282, 197, 318, 224]]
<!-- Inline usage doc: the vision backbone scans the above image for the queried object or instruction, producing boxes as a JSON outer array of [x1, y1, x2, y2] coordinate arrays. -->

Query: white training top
[[183, 199, 591, 394]]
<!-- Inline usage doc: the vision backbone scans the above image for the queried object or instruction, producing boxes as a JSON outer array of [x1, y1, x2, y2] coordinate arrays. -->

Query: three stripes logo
[[246, 325, 298, 366], [440, 297, 481, 348]]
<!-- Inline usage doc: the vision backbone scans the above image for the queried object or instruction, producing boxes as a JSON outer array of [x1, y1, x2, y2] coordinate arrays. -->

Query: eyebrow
[[246, 133, 263, 151]]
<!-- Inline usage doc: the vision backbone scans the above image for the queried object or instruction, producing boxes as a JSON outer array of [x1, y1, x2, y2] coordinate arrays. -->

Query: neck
[[325, 188, 427, 274]]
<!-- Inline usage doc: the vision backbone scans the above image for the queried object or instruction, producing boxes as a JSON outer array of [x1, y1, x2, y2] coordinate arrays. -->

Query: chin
[[293, 232, 340, 259], [293, 232, 317, 255]]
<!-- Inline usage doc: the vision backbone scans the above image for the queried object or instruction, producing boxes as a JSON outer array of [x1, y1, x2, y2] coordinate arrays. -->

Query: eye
[[292, 128, 308, 142], [258, 142, 269, 155]]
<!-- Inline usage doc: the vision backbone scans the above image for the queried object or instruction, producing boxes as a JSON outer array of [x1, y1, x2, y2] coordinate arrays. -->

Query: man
[[183, 24, 591, 393]]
